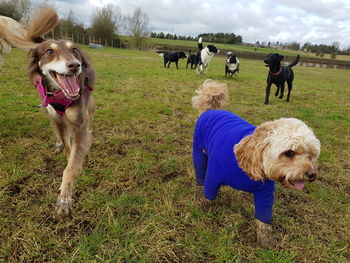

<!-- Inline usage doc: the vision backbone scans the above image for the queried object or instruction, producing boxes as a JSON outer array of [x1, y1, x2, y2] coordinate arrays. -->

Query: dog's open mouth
[[50, 71, 80, 100]]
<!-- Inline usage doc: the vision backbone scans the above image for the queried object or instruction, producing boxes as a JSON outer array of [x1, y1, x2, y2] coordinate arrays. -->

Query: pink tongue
[[292, 181, 306, 190], [57, 74, 80, 98]]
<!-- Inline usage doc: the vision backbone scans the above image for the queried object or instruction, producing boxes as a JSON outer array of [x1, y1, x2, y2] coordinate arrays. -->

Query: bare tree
[[57, 10, 85, 41], [90, 4, 121, 43], [124, 7, 150, 49], [0, 0, 31, 21]]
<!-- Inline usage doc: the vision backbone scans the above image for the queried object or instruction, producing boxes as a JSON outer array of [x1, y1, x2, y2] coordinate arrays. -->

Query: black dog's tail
[[198, 37, 203, 51], [289, 54, 300, 67]]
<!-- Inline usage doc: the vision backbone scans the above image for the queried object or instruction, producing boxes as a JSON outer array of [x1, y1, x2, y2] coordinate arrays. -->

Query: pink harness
[[35, 75, 92, 115]]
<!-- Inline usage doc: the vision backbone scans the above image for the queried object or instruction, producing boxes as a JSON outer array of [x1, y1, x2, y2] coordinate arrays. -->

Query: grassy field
[[0, 46, 349, 262]]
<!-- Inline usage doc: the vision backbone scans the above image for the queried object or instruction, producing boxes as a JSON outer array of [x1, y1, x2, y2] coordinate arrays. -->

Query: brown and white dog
[[17, 8, 96, 216]]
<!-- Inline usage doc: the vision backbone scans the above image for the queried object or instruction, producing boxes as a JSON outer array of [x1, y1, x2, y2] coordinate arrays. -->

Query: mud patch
[[8, 176, 31, 195]]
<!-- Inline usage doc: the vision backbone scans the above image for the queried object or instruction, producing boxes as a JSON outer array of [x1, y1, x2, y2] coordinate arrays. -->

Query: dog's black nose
[[67, 62, 81, 73], [305, 169, 317, 180]]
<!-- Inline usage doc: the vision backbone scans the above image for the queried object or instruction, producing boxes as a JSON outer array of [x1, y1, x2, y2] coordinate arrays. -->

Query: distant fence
[[46, 31, 129, 49]]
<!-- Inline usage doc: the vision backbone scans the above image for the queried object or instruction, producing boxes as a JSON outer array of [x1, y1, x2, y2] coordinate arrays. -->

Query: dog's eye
[[284, 150, 295, 158], [46, 49, 54, 55], [72, 48, 79, 54]]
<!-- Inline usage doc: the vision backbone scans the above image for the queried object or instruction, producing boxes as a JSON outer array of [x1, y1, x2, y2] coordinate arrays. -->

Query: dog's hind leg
[[46, 107, 71, 155], [52, 124, 71, 155]]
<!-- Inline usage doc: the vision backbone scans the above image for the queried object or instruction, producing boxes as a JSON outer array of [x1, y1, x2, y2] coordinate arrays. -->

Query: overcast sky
[[31, 0, 350, 49]]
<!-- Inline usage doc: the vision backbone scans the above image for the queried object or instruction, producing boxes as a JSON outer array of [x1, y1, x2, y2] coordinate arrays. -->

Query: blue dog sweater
[[193, 110, 275, 224]]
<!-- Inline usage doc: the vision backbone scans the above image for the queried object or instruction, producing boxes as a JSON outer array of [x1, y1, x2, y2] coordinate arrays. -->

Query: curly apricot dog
[[192, 79, 320, 246]]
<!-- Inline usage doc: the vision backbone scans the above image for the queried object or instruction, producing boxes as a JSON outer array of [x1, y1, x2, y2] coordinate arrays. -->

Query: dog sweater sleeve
[[193, 122, 208, 186], [193, 147, 208, 186], [203, 164, 221, 200], [253, 184, 275, 224]]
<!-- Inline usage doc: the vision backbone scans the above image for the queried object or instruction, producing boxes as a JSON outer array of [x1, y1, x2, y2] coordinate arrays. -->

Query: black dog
[[225, 51, 240, 77], [264, 53, 300, 105], [157, 51, 187, 69], [186, 51, 198, 69]]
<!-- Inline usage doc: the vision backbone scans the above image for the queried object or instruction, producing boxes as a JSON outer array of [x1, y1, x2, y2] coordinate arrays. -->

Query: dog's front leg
[[56, 108, 92, 216], [56, 126, 91, 216], [256, 219, 273, 247], [275, 85, 280, 97], [279, 83, 285, 99], [286, 81, 292, 102]]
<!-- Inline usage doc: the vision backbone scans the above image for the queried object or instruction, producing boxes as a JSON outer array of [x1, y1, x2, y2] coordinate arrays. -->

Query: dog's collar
[[269, 66, 282, 76], [34, 75, 92, 115]]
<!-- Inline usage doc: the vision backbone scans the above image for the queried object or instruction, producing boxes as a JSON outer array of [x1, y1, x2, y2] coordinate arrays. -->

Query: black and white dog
[[157, 51, 187, 69], [196, 37, 219, 75], [225, 51, 240, 77], [264, 53, 300, 105], [186, 50, 198, 69]]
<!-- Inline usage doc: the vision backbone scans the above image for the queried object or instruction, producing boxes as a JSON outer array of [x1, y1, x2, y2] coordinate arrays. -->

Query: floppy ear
[[278, 54, 284, 61], [80, 49, 95, 88], [28, 48, 41, 79], [234, 125, 271, 181]]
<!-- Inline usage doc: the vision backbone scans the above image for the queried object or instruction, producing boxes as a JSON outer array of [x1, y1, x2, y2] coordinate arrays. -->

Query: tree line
[[150, 32, 243, 45]]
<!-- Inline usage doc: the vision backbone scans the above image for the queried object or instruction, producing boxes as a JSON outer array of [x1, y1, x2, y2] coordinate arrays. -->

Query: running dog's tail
[[0, 7, 58, 51], [198, 37, 203, 51], [289, 54, 300, 67], [192, 79, 229, 113]]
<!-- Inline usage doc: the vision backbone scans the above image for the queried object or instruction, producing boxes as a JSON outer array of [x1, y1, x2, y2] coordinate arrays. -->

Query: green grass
[[0, 47, 349, 262]]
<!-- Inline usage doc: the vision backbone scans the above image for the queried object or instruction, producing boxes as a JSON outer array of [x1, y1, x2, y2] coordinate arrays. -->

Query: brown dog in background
[[11, 8, 96, 216]]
